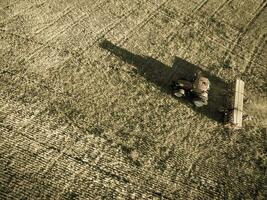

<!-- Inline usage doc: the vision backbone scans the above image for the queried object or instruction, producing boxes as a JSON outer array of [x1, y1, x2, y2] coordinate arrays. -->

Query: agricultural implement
[[223, 79, 245, 129], [172, 73, 245, 129]]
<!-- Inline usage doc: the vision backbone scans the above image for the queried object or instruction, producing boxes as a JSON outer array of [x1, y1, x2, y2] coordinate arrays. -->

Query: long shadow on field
[[100, 40, 228, 123]]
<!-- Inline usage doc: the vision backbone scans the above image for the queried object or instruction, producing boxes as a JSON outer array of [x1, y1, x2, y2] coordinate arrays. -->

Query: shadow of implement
[[100, 40, 228, 123]]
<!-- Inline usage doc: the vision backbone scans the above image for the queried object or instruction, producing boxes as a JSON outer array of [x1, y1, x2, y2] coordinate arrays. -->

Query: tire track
[[27, 4, 228, 192], [33, 6, 74, 35], [34, 0, 109, 36], [147, 0, 266, 69], [71, 0, 172, 58], [0, 141, 122, 200], [150, 0, 266, 62], [0, 126, 172, 199], [0, 0, 150, 78], [0, 94, 223, 199], [0, 0, 46, 25], [0, 0, 260, 104], [193, 0, 209, 12], [2, 0, 264, 72], [159, 0, 238, 35], [0, 142, 105, 200], [58, 1, 142, 55], [210, 0, 233, 18], [2, 0, 109, 65], [86, 15, 228, 196], [0, 29, 62, 53], [41, 0, 140, 48], [0, 87, 220, 198], [0, 0, 114, 66], [11, 0, 141, 71], [24, 15, 87, 63], [98, 39, 226, 198], [244, 33, 266, 74], [19, 0, 172, 76], [0, 0, 245, 197], [99, 0, 172, 54], [223, 0, 267, 65], [1, 120, 219, 200], [0, 145, 125, 200]]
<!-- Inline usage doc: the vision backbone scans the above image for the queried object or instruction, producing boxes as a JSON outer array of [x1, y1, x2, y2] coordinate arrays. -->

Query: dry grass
[[0, 0, 266, 199]]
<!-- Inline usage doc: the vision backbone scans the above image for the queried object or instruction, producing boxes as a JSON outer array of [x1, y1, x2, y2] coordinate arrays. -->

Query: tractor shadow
[[100, 39, 228, 123]]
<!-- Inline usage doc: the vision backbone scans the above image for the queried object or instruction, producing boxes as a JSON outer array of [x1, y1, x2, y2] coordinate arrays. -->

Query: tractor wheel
[[193, 99, 207, 107], [174, 89, 185, 98]]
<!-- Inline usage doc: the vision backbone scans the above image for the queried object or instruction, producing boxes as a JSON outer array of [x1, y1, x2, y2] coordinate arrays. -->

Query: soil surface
[[0, 0, 266, 199]]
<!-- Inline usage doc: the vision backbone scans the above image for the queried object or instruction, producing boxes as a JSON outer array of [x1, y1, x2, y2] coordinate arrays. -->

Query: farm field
[[0, 0, 266, 199]]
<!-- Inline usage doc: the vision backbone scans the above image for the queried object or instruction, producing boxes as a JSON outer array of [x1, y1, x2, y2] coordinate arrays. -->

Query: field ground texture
[[0, 0, 266, 199]]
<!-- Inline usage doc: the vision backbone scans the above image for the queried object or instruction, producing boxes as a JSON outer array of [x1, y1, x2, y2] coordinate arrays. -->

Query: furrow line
[[0, 0, 46, 25], [34, 0, 109, 36], [147, 0, 266, 69], [0, 95, 223, 199], [106, 0, 172, 49], [6, 0, 141, 72], [210, 0, 233, 18], [0, 121, 219, 200], [1, 0, 111, 65], [33, 6, 73, 35], [24, 14, 87, 63], [65, 1, 142, 58], [245, 0, 267, 30], [98, 36, 225, 192], [193, 0, 209, 12], [0, 126, 171, 199], [0, 28, 62, 53], [148, 0, 266, 56], [244, 33, 266, 74], [0, 141, 119, 199], [149, 0, 238, 37], [223, 0, 267, 64]]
